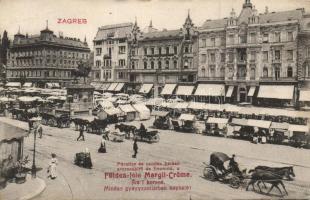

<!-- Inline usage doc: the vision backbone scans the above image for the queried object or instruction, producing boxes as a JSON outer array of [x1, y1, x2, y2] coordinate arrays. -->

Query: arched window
[[158, 61, 162, 69], [165, 60, 169, 69], [151, 61, 154, 69], [220, 67, 225, 77], [287, 66, 293, 77], [144, 61, 147, 69], [250, 68, 255, 79], [263, 67, 268, 77], [173, 60, 177, 69]]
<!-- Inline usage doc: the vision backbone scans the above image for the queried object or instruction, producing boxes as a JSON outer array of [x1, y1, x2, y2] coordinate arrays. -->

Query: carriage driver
[[139, 123, 147, 135]]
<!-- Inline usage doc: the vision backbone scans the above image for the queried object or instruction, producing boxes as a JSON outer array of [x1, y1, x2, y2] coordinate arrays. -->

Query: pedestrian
[[38, 125, 43, 138], [98, 136, 107, 153], [132, 139, 138, 158], [77, 125, 85, 141], [47, 153, 58, 179]]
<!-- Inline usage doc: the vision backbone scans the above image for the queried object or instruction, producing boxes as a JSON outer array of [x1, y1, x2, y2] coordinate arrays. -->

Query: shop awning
[[257, 85, 294, 100], [226, 86, 234, 98], [176, 86, 194, 96], [247, 119, 271, 129], [6, 82, 21, 87], [132, 103, 150, 113], [299, 90, 310, 102], [101, 83, 111, 90], [107, 83, 118, 91], [231, 118, 248, 126], [223, 104, 240, 112], [207, 117, 229, 124], [205, 103, 225, 111], [270, 122, 289, 130], [139, 84, 153, 94], [119, 104, 136, 113], [72, 115, 97, 122], [239, 107, 256, 115], [104, 107, 122, 115], [151, 110, 169, 117], [114, 83, 125, 92], [53, 83, 60, 88], [288, 124, 309, 133], [161, 84, 177, 95], [248, 86, 256, 97], [194, 84, 225, 96], [178, 113, 195, 121], [23, 82, 33, 87], [0, 122, 27, 141], [188, 102, 206, 110], [91, 82, 103, 90]]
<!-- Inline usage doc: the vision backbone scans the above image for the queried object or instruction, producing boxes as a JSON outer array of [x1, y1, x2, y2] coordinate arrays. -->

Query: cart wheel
[[229, 176, 240, 189], [153, 135, 160, 142], [203, 167, 216, 181]]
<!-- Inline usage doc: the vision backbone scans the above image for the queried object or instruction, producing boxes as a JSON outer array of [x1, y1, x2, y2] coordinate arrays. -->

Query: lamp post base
[[31, 164, 36, 178]]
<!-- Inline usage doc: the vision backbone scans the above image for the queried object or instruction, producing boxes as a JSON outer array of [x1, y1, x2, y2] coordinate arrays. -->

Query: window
[[287, 50, 293, 60], [166, 47, 170, 55], [275, 67, 280, 80], [119, 59, 126, 67], [165, 60, 169, 69], [118, 72, 124, 79], [239, 35, 247, 44], [263, 51, 268, 61], [131, 49, 135, 56], [119, 46, 126, 54], [119, 38, 126, 43], [151, 61, 154, 69], [220, 67, 225, 77], [228, 52, 234, 63], [95, 72, 100, 79], [173, 60, 177, 69], [287, 66, 293, 77], [184, 46, 189, 53], [174, 46, 178, 54], [184, 60, 189, 69], [250, 51, 256, 61], [250, 33, 256, 43], [307, 47, 310, 58], [275, 32, 281, 42], [96, 48, 102, 56], [144, 61, 147, 69], [229, 34, 234, 45], [131, 61, 135, 69], [263, 33, 269, 43], [220, 53, 225, 62], [210, 53, 215, 63], [210, 66, 215, 77], [263, 67, 268, 77], [151, 48, 155, 55], [144, 48, 148, 55], [211, 38, 215, 46], [275, 50, 281, 60], [201, 54, 206, 64], [250, 68, 255, 79], [108, 48, 112, 56], [158, 47, 162, 55], [201, 39, 206, 47], [220, 37, 225, 46], [158, 61, 162, 69], [287, 32, 293, 42]]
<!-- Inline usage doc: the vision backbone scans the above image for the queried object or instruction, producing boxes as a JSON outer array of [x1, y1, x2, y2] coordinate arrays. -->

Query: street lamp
[[31, 117, 41, 178]]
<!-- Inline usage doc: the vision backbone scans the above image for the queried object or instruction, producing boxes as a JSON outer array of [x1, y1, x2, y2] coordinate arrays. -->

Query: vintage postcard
[[0, 0, 310, 199]]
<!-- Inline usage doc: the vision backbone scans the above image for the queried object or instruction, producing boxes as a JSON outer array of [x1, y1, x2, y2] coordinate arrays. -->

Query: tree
[[71, 60, 91, 84]]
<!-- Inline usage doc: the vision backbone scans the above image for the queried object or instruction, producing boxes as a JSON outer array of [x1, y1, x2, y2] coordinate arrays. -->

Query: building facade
[[7, 25, 90, 87], [92, 23, 133, 86], [198, 0, 304, 106], [127, 14, 199, 95]]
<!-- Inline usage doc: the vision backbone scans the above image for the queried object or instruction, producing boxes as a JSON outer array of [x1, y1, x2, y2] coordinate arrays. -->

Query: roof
[[201, 9, 303, 29], [119, 104, 136, 113], [94, 23, 133, 41], [0, 122, 27, 141], [151, 110, 169, 117], [178, 113, 195, 121], [141, 29, 182, 40], [13, 35, 89, 49]]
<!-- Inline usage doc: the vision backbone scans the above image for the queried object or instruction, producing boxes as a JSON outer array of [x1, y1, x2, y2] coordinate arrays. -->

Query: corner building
[[198, 0, 305, 106]]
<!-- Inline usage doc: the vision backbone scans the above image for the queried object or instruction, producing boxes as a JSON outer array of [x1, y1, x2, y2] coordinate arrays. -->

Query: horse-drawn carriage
[[109, 131, 126, 142], [152, 110, 170, 130], [134, 128, 160, 143], [41, 112, 70, 128], [205, 117, 228, 137], [171, 114, 196, 133], [203, 152, 246, 189]]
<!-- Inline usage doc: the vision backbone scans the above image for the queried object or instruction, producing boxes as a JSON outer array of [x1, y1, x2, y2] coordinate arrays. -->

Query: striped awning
[[139, 84, 153, 94], [107, 83, 118, 91], [114, 83, 125, 92], [248, 86, 256, 97], [226, 86, 234, 97], [195, 84, 225, 96]]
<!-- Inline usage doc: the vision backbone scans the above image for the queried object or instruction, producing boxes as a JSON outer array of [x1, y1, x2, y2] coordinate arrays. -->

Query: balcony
[[129, 68, 197, 74], [272, 59, 281, 64], [260, 77, 297, 82], [198, 76, 225, 81]]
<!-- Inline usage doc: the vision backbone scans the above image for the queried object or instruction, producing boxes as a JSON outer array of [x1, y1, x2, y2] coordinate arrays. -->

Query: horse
[[88, 119, 108, 134], [115, 123, 136, 139], [249, 166, 295, 181], [246, 168, 291, 196]]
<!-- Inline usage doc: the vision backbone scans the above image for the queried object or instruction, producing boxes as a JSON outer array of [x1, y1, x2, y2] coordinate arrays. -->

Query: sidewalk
[[0, 174, 46, 200]]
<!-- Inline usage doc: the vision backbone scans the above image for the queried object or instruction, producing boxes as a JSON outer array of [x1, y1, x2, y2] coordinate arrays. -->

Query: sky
[[0, 0, 309, 50]]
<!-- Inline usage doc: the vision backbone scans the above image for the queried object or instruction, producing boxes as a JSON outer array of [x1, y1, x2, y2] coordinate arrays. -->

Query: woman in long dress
[[48, 153, 58, 179]]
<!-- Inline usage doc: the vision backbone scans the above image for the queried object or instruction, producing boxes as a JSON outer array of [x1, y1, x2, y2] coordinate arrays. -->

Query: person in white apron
[[48, 153, 58, 179]]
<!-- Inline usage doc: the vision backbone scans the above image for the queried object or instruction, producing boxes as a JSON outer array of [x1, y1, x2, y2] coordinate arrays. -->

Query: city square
[[0, 0, 310, 199]]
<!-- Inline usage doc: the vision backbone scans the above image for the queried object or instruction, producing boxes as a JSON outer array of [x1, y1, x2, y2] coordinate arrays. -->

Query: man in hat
[[77, 125, 85, 141], [132, 139, 138, 158]]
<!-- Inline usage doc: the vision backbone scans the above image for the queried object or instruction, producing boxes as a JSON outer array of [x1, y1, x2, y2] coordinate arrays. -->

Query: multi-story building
[[127, 14, 199, 96], [198, 0, 305, 106], [92, 23, 133, 92], [0, 30, 10, 83], [7, 25, 90, 87]]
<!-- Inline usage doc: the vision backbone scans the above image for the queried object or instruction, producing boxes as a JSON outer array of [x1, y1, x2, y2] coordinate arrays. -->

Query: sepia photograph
[[0, 0, 310, 199]]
